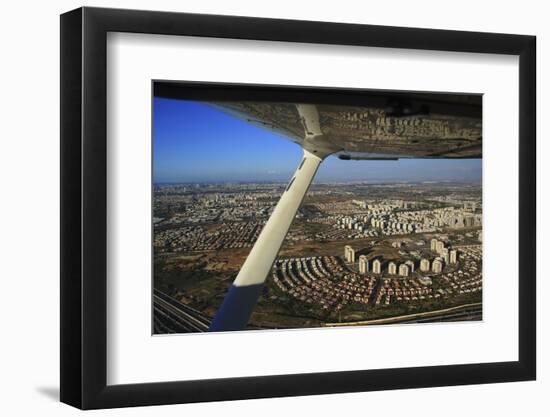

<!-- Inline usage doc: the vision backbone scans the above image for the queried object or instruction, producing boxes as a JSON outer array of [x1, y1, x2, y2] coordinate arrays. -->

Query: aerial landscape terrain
[[153, 180, 482, 333]]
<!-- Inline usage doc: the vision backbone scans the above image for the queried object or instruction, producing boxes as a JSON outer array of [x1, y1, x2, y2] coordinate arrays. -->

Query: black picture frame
[[60, 6, 536, 410]]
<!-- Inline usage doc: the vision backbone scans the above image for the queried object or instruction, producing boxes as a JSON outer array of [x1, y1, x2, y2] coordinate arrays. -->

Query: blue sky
[[153, 97, 482, 183]]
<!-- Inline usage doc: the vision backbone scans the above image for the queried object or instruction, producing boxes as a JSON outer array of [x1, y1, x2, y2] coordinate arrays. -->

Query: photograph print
[[152, 83, 483, 334]]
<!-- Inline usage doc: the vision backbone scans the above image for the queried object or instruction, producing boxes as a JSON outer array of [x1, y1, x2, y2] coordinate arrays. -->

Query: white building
[[420, 258, 430, 272], [358, 255, 368, 274], [344, 245, 355, 263], [442, 248, 450, 264], [372, 259, 382, 274], [450, 249, 458, 264], [432, 259, 443, 273]]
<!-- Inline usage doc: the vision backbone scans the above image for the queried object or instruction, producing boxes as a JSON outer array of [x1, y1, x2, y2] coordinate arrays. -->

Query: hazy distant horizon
[[153, 178, 482, 186], [153, 98, 482, 184]]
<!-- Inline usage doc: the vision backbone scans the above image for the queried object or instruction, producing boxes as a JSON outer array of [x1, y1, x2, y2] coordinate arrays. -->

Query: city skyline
[[153, 98, 482, 183]]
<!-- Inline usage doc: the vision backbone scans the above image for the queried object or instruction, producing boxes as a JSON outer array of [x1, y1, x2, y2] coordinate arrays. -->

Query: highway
[[153, 289, 211, 333], [325, 303, 482, 327], [395, 305, 482, 324]]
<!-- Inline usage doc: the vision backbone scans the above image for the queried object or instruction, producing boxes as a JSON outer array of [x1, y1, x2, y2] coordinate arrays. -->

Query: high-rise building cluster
[[348, 245, 426, 277], [422, 237, 460, 274], [344, 238, 460, 279], [335, 202, 482, 239]]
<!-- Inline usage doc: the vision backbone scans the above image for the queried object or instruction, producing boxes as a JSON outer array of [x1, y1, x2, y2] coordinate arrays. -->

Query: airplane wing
[[154, 82, 482, 160], [208, 99, 482, 159]]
